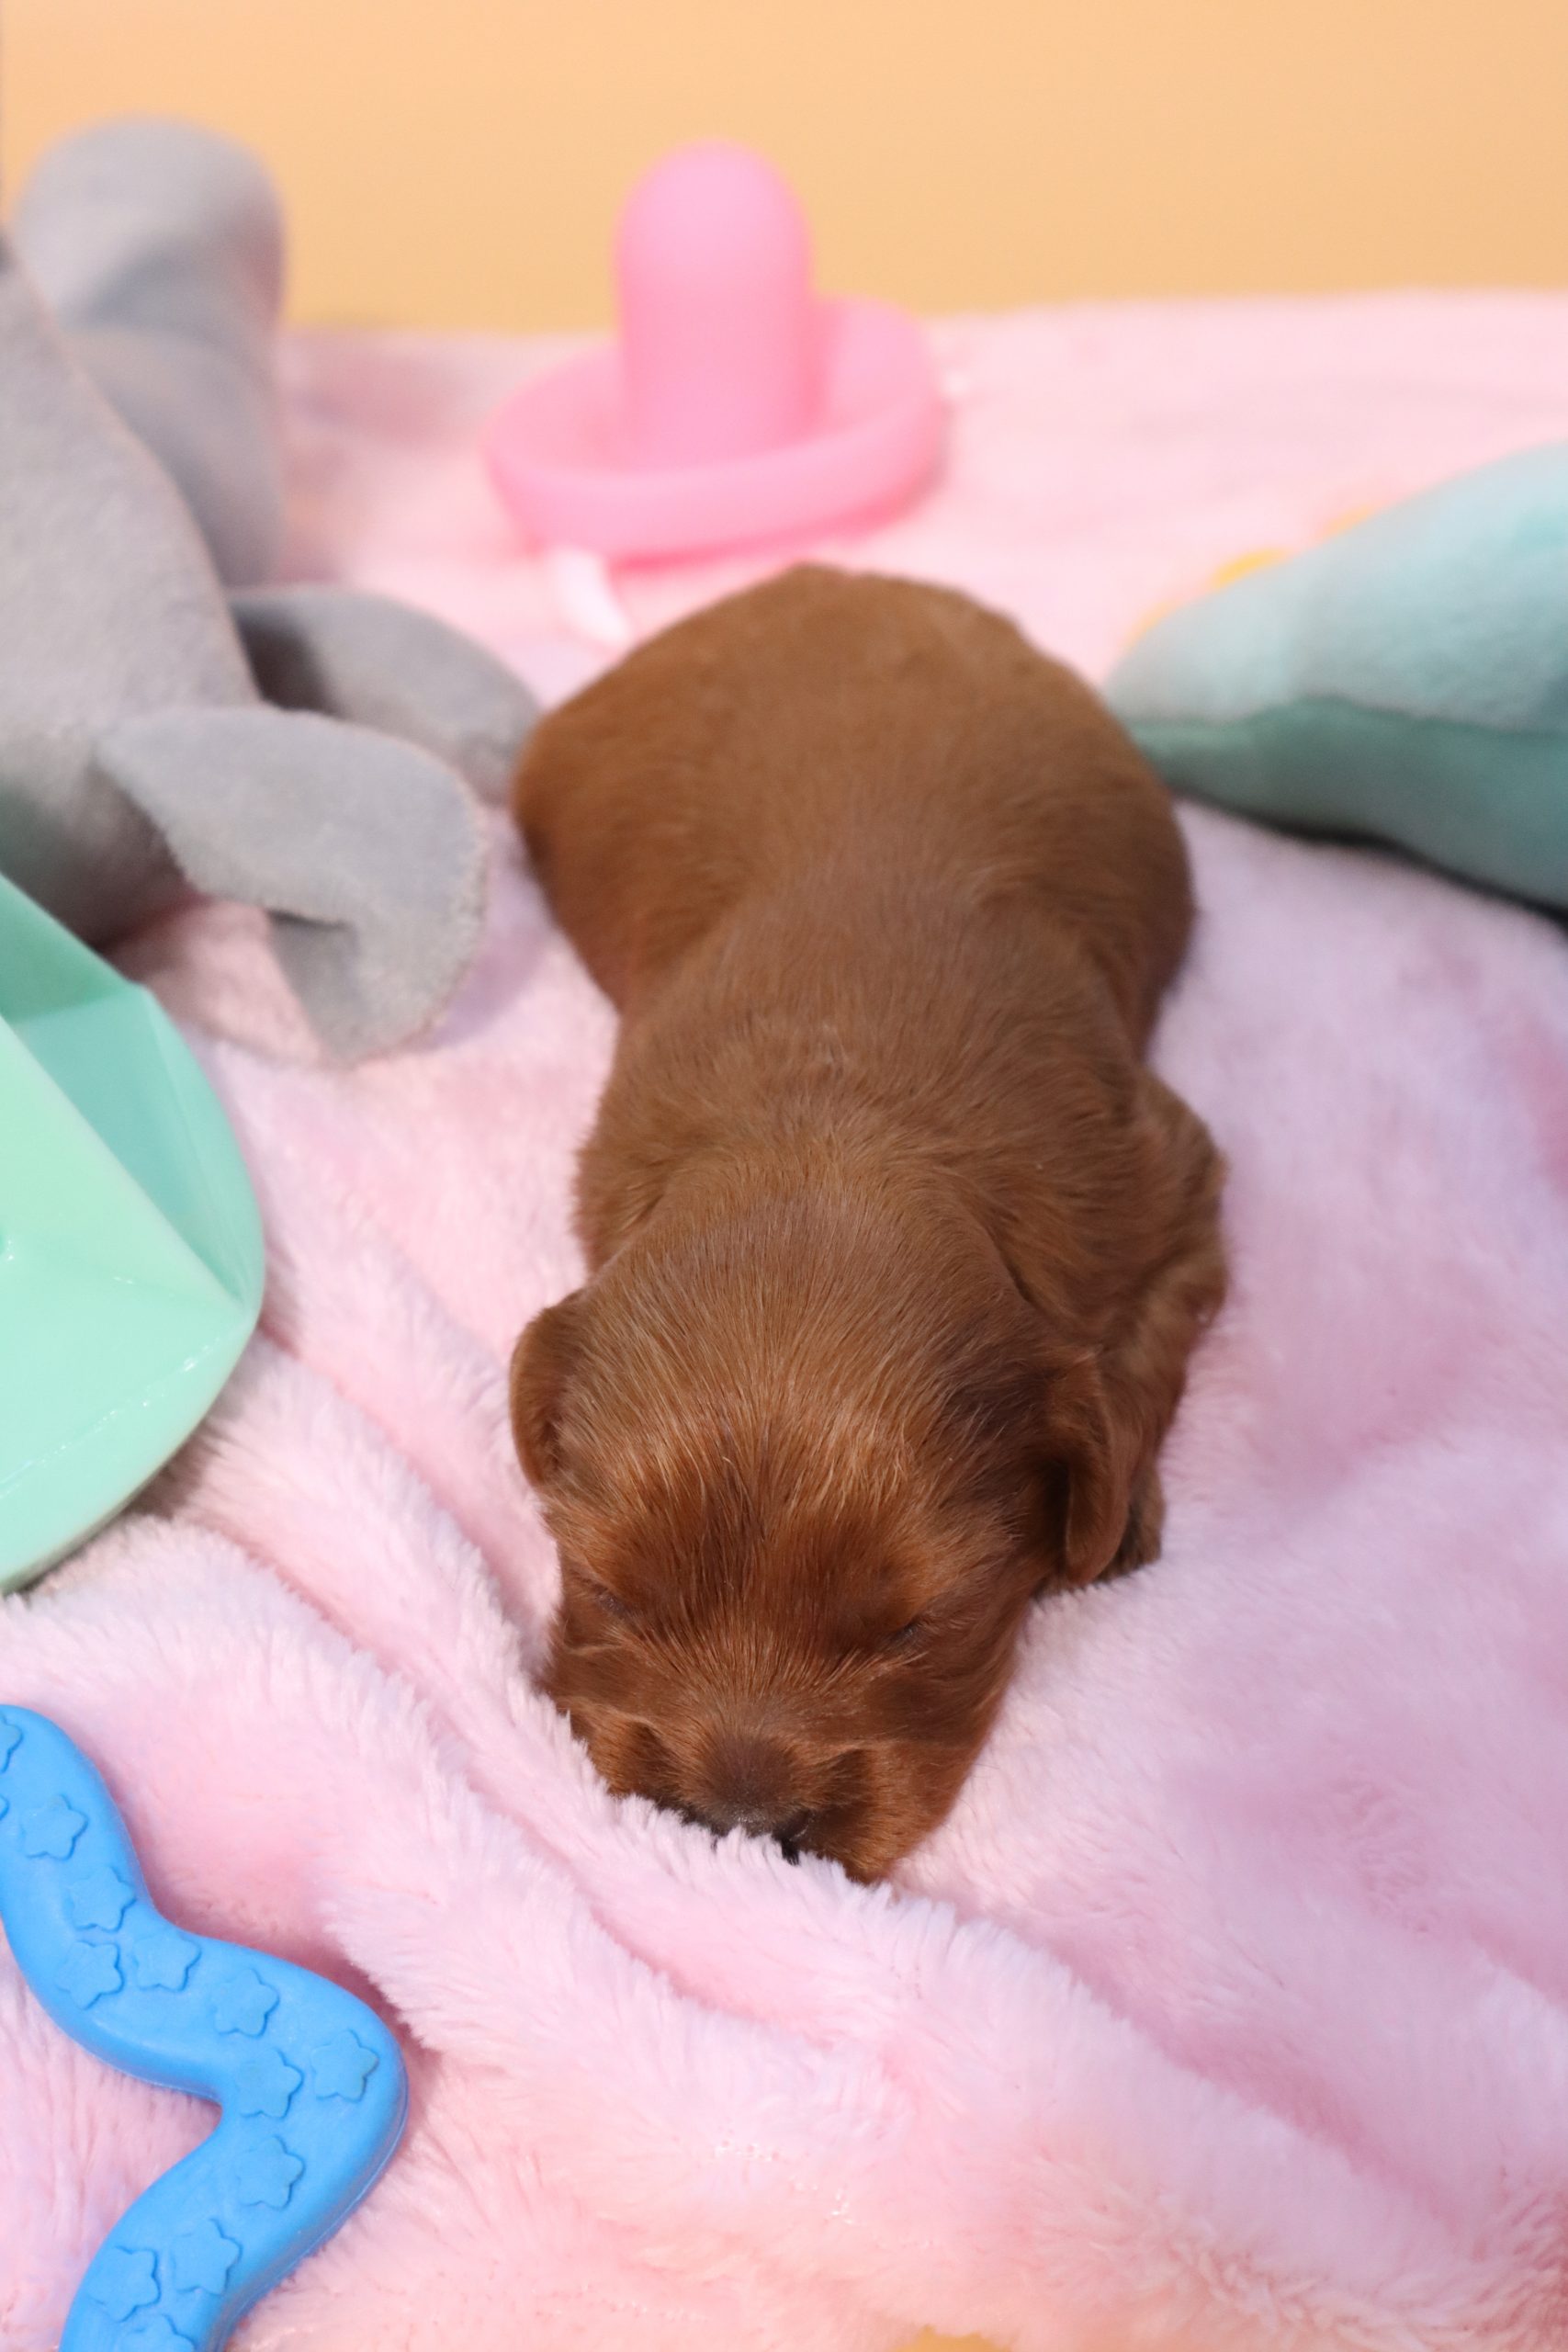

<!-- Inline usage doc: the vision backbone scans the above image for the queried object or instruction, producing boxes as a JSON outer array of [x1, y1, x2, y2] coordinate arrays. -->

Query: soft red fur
[[511, 566, 1224, 1880]]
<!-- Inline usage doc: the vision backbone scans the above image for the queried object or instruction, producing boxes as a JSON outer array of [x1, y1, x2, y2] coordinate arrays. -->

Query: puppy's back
[[516, 565, 1190, 1040]]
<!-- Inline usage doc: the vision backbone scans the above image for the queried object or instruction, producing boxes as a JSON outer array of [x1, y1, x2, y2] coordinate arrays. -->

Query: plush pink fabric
[[6, 294, 1568, 2350]]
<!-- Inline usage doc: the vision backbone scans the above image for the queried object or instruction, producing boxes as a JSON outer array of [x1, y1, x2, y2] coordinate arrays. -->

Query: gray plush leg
[[13, 119, 286, 587], [94, 704, 487, 1059], [231, 584, 539, 805]]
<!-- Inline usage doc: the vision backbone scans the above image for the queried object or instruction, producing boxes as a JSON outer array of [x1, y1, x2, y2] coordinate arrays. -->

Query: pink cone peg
[[484, 141, 943, 561]]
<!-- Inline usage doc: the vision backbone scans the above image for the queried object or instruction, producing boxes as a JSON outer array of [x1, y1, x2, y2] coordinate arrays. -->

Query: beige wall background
[[6, 0, 1568, 332]]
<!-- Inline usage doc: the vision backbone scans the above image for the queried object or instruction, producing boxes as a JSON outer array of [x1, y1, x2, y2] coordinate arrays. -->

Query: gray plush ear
[[94, 704, 486, 1059], [231, 584, 539, 806], [12, 117, 286, 588]]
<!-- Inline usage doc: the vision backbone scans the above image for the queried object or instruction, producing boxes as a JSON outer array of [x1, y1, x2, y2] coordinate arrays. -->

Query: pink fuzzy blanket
[[6, 294, 1568, 2351]]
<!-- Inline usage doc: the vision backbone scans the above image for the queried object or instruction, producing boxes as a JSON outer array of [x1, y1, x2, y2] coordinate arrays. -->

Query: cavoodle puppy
[[511, 565, 1224, 1880]]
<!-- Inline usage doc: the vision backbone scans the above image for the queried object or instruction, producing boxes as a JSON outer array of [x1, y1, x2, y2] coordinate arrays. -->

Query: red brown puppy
[[512, 565, 1224, 1880]]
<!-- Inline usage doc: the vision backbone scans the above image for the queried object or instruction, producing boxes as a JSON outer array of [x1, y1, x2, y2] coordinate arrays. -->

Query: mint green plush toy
[[0, 874, 263, 1592], [1106, 447, 1568, 911]]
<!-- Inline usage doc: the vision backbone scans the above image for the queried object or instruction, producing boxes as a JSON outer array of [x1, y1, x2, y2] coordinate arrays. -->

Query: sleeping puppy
[[512, 566, 1224, 1881]]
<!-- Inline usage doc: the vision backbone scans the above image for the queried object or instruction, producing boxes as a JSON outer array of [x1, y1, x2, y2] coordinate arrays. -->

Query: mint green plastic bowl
[[0, 875, 264, 1593]]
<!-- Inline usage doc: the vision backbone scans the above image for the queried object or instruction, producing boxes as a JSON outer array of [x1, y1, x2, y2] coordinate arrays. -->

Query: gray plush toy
[[12, 114, 288, 590], [3, 117, 539, 1058]]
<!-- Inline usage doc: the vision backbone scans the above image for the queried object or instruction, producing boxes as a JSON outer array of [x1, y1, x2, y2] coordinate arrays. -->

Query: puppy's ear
[[1042, 1351, 1136, 1586], [510, 1290, 587, 1490]]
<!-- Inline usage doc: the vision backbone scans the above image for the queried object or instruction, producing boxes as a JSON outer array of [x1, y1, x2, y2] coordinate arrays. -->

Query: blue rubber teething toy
[[0, 1709, 407, 2348]]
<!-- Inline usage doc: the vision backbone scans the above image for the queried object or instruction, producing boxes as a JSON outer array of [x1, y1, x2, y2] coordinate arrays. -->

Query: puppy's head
[[513, 1184, 1130, 1881]]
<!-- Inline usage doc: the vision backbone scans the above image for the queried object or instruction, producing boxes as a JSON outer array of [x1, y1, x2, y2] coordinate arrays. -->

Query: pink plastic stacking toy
[[484, 141, 944, 560]]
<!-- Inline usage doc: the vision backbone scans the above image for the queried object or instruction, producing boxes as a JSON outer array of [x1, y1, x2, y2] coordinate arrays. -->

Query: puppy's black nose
[[695, 1795, 809, 1849], [692, 1732, 807, 1851]]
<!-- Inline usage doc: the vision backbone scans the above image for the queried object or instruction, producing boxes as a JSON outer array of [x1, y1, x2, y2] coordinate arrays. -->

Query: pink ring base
[[484, 300, 943, 561]]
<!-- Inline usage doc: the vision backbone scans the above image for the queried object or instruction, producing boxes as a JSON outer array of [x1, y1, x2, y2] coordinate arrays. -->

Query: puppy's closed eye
[[585, 1579, 635, 1624]]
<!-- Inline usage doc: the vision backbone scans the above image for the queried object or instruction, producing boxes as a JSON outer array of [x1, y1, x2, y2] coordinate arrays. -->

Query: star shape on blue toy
[[210, 1965, 279, 2036], [67, 1865, 135, 1932], [87, 2242, 158, 2319], [130, 1924, 199, 1992], [120, 2318, 195, 2352], [20, 1793, 87, 1859], [310, 2028, 380, 2100], [233, 2043, 302, 2120], [235, 2134, 304, 2210], [57, 1939, 122, 2007], [169, 2216, 241, 2294], [0, 1714, 20, 1769]]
